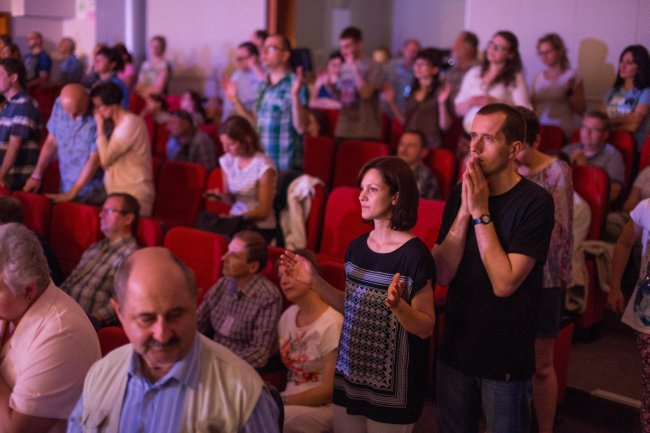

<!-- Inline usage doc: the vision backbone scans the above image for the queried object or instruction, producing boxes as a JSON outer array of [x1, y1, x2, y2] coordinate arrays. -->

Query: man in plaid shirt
[[61, 193, 139, 328], [228, 34, 308, 171], [197, 230, 283, 368], [165, 109, 217, 171]]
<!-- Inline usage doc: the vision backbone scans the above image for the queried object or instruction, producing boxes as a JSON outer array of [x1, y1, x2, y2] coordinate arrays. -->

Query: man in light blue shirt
[[67, 247, 280, 433], [23, 83, 105, 204]]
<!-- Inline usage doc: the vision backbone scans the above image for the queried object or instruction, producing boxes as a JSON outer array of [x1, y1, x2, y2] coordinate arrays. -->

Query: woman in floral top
[[515, 107, 573, 433]]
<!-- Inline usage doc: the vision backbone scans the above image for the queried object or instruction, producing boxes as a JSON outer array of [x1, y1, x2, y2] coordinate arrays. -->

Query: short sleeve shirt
[[219, 152, 277, 229], [47, 97, 101, 196], [0, 90, 41, 190], [279, 305, 343, 395], [334, 59, 385, 140], [0, 283, 100, 419], [621, 199, 650, 333], [634, 167, 650, 200], [437, 178, 554, 380]]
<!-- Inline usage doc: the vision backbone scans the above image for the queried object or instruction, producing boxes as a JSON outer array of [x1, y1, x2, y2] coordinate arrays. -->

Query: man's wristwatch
[[472, 214, 492, 226]]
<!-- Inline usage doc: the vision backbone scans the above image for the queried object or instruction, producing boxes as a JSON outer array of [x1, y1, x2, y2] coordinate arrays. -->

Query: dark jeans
[[436, 360, 532, 433]]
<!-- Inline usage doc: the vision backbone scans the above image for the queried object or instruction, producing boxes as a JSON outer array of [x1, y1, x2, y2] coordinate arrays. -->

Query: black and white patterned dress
[[334, 233, 435, 424]]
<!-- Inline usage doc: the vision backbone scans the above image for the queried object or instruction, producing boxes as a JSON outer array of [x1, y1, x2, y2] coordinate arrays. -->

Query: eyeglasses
[[100, 208, 127, 216], [263, 45, 284, 54], [235, 55, 250, 62], [487, 41, 509, 53]]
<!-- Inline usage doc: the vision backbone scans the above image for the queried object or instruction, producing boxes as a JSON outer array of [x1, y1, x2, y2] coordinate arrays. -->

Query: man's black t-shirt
[[436, 178, 554, 380]]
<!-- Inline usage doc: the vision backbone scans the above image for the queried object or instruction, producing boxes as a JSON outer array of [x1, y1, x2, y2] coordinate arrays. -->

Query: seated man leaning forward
[[60, 193, 140, 328], [0, 223, 100, 433], [197, 230, 283, 369], [67, 247, 280, 433]]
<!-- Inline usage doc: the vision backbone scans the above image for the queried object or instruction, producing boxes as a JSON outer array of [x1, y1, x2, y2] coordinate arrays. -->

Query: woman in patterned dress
[[281, 156, 435, 432]]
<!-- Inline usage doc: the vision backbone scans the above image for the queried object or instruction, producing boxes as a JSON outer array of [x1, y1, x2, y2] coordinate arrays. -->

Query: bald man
[[68, 248, 280, 433], [23, 83, 105, 204]]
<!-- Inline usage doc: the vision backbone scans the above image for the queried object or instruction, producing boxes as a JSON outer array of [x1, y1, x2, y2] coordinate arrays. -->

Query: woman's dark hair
[[537, 33, 570, 71], [481, 30, 523, 88], [357, 156, 419, 231], [114, 43, 133, 64], [613, 44, 650, 90], [96, 46, 124, 72], [409, 48, 442, 100], [183, 90, 207, 121], [90, 81, 124, 106], [220, 115, 261, 156]]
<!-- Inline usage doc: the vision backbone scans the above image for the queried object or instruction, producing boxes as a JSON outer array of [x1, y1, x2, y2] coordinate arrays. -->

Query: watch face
[[480, 214, 491, 224]]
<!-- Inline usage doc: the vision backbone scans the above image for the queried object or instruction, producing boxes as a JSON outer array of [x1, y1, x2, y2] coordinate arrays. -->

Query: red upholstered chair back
[[42, 160, 61, 194], [129, 93, 147, 115], [317, 187, 369, 263], [304, 135, 336, 187], [332, 141, 390, 188], [411, 198, 445, 250], [153, 161, 207, 227], [539, 124, 565, 153], [97, 326, 129, 357], [0, 186, 9, 196], [137, 217, 164, 247], [305, 184, 327, 252], [164, 227, 228, 304], [204, 167, 232, 216], [425, 148, 458, 200], [640, 134, 650, 173], [50, 202, 101, 276], [12, 191, 52, 239], [572, 165, 609, 240]]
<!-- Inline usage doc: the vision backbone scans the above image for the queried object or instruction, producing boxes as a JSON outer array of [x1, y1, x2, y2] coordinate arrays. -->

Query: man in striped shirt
[[0, 57, 41, 191], [67, 247, 279, 433]]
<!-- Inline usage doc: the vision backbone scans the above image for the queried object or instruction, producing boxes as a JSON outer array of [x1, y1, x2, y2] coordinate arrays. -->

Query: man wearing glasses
[[231, 34, 308, 171], [562, 111, 625, 202], [61, 192, 139, 328]]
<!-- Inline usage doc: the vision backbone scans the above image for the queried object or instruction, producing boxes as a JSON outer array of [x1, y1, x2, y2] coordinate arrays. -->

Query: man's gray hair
[[0, 223, 50, 294]]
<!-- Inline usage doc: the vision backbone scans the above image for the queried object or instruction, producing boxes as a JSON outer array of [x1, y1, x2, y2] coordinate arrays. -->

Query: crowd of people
[[0, 23, 647, 433]]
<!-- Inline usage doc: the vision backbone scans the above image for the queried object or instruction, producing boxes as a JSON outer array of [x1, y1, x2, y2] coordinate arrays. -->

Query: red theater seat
[[539, 124, 565, 153], [12, 191, 52, 239], [204, 168, 232, 216], [97, 326, 129, 357], [640, 134, 650, 173], [153, 161, 207, 227], [304, 135, 335, 187], [305, 184, 326, 252], [137, 217, 164, 247], [412, 198, 445, 250], [426, 148, 457, 200], [164, 227, 228, 304], [42, 160, 61, 194], [332, 141, 390, 188], [50, 202, 101, 276], [317, 187, 369, 263]]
